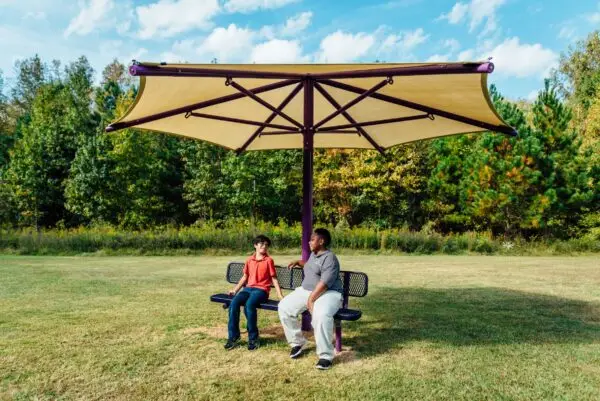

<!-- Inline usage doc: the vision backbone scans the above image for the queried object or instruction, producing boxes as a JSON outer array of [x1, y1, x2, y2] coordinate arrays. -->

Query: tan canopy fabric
[[107, 62, 515, 152], [106, 61, 516, 259]]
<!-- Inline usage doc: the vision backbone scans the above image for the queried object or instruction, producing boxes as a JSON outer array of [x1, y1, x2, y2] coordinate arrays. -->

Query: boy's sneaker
[[289, 345, 303, 359], [316, 359, 332, 370], [224, 337, 240, 350], [248, 340, 259, 351]]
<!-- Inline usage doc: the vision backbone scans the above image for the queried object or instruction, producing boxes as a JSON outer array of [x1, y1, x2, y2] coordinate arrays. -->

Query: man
[[278, 228, 343, 370]]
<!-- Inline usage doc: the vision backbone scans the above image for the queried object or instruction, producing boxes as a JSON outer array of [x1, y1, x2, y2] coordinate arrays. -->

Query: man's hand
[[287, 260, 301, 270], [306, 298, 314, 313]]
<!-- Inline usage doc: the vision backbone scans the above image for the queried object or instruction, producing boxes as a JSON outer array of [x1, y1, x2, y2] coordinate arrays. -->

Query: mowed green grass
[[1, 255, 599, 401]]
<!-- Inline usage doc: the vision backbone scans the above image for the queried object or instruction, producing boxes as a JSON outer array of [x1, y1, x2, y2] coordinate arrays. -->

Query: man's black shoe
[[248, 340, 259, 351], [224, 338, 240, 350], [316, 359, 332, 370], [289, 345, 303, 359]]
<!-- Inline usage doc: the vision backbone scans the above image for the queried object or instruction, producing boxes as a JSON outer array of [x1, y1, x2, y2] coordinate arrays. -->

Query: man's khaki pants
[[278, 287, 342, 361]]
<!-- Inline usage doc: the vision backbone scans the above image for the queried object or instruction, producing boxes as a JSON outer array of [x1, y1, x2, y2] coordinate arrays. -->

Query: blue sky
[[1, 0, 599, 100]]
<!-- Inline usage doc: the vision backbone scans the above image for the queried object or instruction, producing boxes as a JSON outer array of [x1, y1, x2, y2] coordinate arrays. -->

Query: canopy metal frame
[[106, 61, 517, 261]]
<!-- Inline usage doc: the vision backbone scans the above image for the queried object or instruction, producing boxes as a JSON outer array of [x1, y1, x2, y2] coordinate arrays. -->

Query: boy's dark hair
[[253, 234, 271, 246], [314, 228, 331, 248]]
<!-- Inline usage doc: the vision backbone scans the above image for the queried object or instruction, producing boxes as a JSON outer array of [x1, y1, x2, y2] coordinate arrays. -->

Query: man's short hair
[[314, 228, 331, 248], [253, 234, 271, 246]]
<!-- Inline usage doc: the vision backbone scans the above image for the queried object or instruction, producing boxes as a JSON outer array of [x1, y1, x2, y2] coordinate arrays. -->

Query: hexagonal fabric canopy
[[107, 61, 517, 257]]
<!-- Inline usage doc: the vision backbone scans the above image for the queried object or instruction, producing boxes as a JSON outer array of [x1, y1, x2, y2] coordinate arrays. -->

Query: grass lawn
[[1, 255, 599, 400]]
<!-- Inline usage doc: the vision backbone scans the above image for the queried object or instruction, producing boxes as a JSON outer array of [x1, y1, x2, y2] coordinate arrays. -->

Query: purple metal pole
[[311, 62, 494, 79], [335, 274, 351, 352], [335, 321, 342, 352], [301, 77, 314, 332], [301, 78, 314, 261]]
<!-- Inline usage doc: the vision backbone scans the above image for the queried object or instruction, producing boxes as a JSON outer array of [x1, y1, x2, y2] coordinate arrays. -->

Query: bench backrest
[[226, 262, 368, 298]]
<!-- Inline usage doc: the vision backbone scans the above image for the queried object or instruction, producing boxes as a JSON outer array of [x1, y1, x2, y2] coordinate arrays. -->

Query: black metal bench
[[210, 262, 368, 352]]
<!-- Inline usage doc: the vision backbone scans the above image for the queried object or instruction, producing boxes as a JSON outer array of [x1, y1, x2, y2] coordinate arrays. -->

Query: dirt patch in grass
[[182, 325, 228, 338], [334, 348, 357, 363]]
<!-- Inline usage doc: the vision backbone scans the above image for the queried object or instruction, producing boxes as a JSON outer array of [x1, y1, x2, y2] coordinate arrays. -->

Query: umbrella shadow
[[347, 287, 600, 356]]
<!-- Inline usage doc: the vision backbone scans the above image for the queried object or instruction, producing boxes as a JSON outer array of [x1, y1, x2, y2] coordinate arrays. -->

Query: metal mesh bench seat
[[210, 293, 363, 321], [210, 261, 369, 351]]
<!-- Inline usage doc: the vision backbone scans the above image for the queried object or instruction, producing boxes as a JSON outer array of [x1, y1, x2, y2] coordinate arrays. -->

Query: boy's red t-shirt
[[243, 255, 277, 295]]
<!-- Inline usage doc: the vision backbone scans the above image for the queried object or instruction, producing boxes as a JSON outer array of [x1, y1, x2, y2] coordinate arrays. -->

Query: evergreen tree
[[425, 134, 478, 232], [458, 85, 532, 235], [65, 60, 126, 224]]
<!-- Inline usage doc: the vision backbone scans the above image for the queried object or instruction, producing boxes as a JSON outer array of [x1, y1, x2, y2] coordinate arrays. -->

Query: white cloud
[[378, 28, 429, 58], [280, 12, 312, 37], [401, 28, 429, 49], [443, 38, 461, 52], [197, 24, 255, 62], [587, 12, 600, 24], [470, 0, 506, 34], [116, 4, 136, 36], [224, 0, 298, 13], [258, 11, 312, 40], [427, 54, 450, 62], [250, 39, 307, 63], [487, 37, 558, 78], [64, 0, 114, 37], [457, 49, 475, 60], [158, 18, 308, 64], [558, 26, 577, 41], [438, 0, 506, 34], [131, 48, 148, 61], [159, 39, 199, 63], [160, 51, 188, 63], [24, 11, 46, 20], [99, 40, 123, 56], [136, 0, 220, 39], [317, 31, 375, 63], [259, 25, 277, 39], [439, 2, 468, 24], [527, 89, 539, 101]]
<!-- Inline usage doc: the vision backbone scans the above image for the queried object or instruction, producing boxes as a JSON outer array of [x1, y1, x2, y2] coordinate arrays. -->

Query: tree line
[[0, 32, 598, 240]]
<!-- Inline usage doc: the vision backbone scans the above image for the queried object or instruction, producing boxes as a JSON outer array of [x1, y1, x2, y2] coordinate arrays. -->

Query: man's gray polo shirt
[[301, 250, 343, 293]]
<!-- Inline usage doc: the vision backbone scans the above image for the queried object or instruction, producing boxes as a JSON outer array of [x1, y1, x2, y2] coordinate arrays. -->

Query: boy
[[278, 228, 343, 370], [225, 234, 284, 351]]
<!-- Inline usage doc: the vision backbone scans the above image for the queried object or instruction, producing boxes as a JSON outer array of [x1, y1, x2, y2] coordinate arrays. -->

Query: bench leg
[[301, 311, 312, 331], [335, 319, 342, 352]]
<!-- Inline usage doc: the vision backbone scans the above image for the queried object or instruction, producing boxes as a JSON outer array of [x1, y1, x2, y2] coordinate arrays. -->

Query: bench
[[210, 262, 368, 352]]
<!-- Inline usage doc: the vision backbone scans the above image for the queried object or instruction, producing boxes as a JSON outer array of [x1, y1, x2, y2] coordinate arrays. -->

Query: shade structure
[[106, 61, 517, 259]]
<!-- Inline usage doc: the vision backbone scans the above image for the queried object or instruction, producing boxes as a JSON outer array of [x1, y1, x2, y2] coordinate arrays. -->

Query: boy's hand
[[277, 292, 284, 301], [228, 288, 237, 296]]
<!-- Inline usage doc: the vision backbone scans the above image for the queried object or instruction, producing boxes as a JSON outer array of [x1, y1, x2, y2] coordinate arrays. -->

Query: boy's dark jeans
[[228, 287, 268, 342]]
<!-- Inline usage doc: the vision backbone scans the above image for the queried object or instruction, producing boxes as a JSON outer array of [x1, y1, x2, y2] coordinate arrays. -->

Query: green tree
[[553, 31, 600, 128], [6, 57, 97, 227], [461, 82, 595, 237], [458, 85, 533, 235], [65, 60, 127, 224], [314, 144, 429, 229], [182, 143, 302, 224], [425, 134, 478, 232]]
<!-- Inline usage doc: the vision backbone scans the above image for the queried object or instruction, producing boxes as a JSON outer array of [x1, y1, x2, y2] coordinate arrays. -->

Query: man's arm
[[307, 253, 340, 312], [287, 259, 305, 269], [307, 281, 328, 313]]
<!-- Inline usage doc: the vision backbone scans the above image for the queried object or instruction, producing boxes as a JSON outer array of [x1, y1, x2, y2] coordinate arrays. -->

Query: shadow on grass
[[349, 287, 600, 356]]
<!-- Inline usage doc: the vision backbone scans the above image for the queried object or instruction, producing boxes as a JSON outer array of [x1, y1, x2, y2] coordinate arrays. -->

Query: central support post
[[301, 77, 314, 332], [301, 77, 314, 261]]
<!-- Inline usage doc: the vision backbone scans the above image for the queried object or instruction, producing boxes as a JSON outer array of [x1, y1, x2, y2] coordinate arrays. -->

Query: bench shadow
[[347, 287, 600, 356]]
